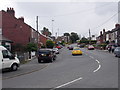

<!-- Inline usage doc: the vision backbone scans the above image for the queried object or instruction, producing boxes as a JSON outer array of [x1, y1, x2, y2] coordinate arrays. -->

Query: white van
[[0, 46, 20, 71]]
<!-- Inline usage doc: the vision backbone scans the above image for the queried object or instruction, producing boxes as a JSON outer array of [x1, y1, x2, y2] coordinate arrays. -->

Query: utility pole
[[36, 16, 39, 49], [58, 28, 59, 37]]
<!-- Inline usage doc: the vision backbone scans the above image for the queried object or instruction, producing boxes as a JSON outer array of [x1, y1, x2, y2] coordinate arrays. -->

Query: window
[[2, 50, 12, 58]]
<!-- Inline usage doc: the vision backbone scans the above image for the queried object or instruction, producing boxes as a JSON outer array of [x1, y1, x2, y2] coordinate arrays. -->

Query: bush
[[46, 40, 54, 48], [97, 43, 107, 50], [26, 43, 37, 52]]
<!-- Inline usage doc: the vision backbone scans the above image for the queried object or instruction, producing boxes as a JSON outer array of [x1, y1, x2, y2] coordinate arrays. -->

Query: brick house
[[96, 31, 103, 44], [0, 7, 53, 51], [39, 34, 53, 47], [0, 8, 32, 48], [97, 24, 120, 46]]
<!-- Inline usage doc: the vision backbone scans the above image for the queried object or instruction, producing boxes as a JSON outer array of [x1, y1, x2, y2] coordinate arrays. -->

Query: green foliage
[[26, 43, 37, 52], [41, 45, 46, 48], [64, 33, 70, 36], [70, 32, 79, 43], [41, 27, 51, 36], [81, 37, 88, 41], [78, 36, 97, 45], [46, 40, 54, 48]]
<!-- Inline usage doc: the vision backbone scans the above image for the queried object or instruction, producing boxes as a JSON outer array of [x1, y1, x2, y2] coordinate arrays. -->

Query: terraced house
[[97, 24, 120, 46], [0, 7, 52, 51]]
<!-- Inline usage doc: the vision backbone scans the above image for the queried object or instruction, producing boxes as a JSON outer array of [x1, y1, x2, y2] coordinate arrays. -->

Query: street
[[2, 44, 118, 89]]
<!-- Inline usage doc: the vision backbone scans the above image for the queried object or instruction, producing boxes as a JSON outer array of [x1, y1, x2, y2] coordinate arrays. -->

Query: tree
[[26, 43, 37, 59], [81, 37, 88, 41], [64, 33, 70, 43], [46, 40, 54, 48], [70, 32, 79, 43], [41, 27, 52, 36]]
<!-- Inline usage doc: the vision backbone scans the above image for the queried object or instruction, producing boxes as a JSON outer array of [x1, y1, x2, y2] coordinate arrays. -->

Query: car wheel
[[11, 64, 18, 71]]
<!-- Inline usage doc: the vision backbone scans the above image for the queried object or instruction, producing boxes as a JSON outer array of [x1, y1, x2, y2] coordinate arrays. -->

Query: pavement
[[2, 56, 49, 80]]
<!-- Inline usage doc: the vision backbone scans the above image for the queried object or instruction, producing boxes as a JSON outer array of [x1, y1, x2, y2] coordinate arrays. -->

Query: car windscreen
[[116, 47, 120, 51]]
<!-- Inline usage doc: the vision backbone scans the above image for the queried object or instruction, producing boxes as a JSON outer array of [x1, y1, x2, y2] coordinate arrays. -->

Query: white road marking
[[93, 60, 101, 72], [95, 59, 100, 64], [93, 64, 101, 72], [82, 50, 101, 73], [89, 56, 94, 59], [53, 77, 83, 89]]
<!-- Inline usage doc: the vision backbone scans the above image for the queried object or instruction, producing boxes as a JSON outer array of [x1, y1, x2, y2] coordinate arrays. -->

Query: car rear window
[[39, 50, 51, 54], [74, 48, 80, 50]]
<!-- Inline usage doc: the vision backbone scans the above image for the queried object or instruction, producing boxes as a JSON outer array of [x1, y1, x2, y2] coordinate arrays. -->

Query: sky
[[0, 0, 119, 38]]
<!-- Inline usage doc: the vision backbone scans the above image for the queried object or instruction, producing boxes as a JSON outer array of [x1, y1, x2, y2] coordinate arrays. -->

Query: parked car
[[0, 46, 20, 71], [52, 48, 59, 54], [72, 47, 82, 55], [38, 48, 56, 63], [114, 47, 120, 57], [88, 45, 95, 50], [68, 46, 73, 50], [56, 46, 61, 49]]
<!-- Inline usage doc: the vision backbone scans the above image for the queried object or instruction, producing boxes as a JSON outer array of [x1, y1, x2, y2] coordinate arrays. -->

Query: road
[[2, 44, 118, 89]]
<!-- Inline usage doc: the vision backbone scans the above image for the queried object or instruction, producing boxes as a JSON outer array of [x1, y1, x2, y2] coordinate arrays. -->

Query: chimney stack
[[115, 24, 120, 28], [103, 29, 105, 34], [100, 31, 102, 36], [18, 17, 24, 22], [7, 7, 15, 17]]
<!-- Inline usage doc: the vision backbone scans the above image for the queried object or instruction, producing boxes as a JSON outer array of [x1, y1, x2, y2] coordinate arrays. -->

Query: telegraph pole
[[58, 28, 59, 37], [36, 16, 39, 49]]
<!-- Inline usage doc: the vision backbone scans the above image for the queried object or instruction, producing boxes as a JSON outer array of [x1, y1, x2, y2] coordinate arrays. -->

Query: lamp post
[[52, 19, 54, 36]]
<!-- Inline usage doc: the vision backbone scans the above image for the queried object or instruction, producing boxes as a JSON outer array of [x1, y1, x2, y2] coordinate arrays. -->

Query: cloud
[[0, 1, 118, 37], [94, 2, 118, 16]]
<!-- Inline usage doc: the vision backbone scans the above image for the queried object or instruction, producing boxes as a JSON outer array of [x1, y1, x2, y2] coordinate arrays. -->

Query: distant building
[[39, 34, 53, 46], [97, 24, 120, 46]]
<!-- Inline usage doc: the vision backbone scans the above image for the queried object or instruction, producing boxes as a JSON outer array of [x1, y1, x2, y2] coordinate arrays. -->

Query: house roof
[[40, 33, 53, 41]]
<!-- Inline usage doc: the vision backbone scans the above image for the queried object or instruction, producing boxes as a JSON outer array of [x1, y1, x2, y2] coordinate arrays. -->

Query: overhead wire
[[91, 10, 119, 31], [38, 3, 114, 17]]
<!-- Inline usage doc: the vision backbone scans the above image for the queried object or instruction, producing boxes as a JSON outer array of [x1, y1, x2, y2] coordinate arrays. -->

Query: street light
[[52, 19, 54, 36]]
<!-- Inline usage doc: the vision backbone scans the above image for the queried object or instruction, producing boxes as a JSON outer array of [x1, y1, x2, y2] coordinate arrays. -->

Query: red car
[[56, 46, 61, 49], [88, 45, 94, 50]]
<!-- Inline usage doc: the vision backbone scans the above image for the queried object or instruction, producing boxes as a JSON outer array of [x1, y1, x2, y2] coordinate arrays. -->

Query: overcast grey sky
[[0, 0, 119, 38]]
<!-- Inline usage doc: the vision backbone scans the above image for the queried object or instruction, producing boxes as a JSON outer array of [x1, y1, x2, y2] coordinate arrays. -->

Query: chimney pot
[[7, 7, 15, 17]]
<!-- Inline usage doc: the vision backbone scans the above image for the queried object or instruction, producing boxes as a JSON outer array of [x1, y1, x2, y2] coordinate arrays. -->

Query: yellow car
[[72, 47, 82, 55]]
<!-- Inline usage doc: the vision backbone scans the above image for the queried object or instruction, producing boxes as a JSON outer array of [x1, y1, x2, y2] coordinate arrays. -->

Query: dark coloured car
[[68, 46, 73, 50], [38, 49, 56, 63], [114, 47, 120, 58]]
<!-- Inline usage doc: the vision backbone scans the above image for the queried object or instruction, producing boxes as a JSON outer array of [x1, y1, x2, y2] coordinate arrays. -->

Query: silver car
[[114, 47, 120, 57], [53, 48, 59, 54]]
